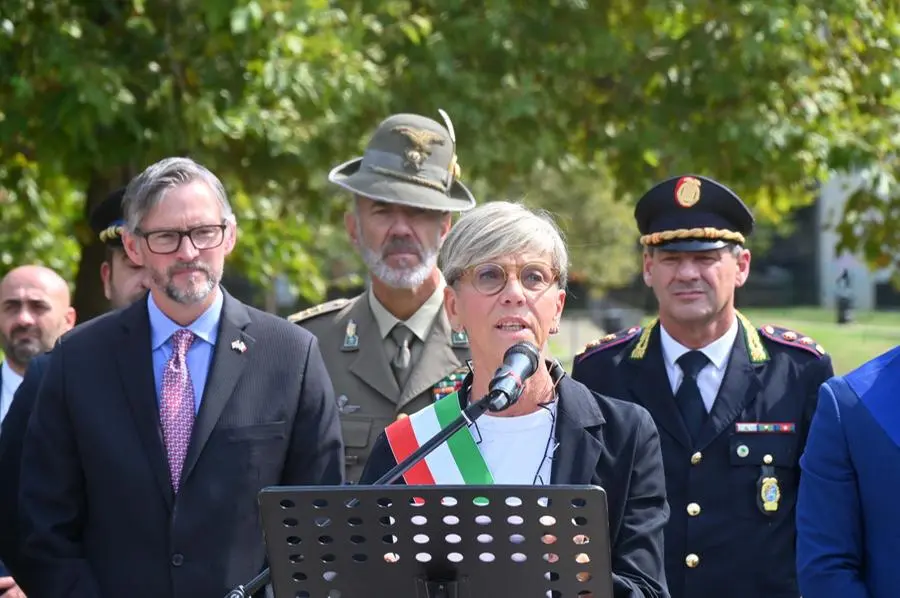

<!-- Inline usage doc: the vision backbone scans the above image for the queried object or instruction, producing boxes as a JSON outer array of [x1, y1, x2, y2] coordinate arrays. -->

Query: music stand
[[257, 484, 613, 598]]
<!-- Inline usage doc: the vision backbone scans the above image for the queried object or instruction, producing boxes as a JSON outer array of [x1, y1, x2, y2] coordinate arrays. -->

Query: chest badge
[[759, 476, 781, 513], [342, 319, 359, 351], [337, 395, 361, 415]]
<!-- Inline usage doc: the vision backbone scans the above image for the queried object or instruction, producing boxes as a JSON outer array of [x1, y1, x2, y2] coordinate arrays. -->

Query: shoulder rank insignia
[[575, 325, 644, 364], [757, 323, 826, 358], [287, 298, 351, 324]]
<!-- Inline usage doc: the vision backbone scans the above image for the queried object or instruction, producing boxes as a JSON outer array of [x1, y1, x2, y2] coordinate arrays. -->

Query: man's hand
[[0, 576, 26, 598]]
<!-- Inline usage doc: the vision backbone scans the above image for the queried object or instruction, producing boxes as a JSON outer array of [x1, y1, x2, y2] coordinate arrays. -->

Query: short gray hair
[[441, 201, 569, 288], [123, 157, 233, 232]]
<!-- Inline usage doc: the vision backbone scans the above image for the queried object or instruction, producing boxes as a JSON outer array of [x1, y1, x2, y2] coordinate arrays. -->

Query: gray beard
[[360, 246, 437, 289], [153, 263, 219, 305]]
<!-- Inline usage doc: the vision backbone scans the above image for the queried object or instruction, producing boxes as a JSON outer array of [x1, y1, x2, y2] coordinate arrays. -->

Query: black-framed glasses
[[459, 262, 559, 296], [136, 223, 227, 255]]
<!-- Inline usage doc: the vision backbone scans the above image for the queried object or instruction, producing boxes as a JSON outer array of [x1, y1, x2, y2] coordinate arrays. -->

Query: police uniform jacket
[[291, 292, 470, 482], [571, 314, 834, 598]]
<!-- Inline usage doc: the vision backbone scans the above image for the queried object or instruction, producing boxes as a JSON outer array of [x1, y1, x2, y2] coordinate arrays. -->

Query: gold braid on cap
[[640, 227, 745, 247], [98, 224, 123, 243]]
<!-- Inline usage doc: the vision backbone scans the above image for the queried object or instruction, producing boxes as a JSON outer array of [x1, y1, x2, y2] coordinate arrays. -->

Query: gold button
[[690, 452, 702, 465], [686, 502, 701, 516], [763, 454, 773, 465], [685, 553, 700, 568]]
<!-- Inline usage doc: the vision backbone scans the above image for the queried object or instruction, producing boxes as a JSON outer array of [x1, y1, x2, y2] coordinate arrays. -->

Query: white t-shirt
[[474, 399, 558, 485]]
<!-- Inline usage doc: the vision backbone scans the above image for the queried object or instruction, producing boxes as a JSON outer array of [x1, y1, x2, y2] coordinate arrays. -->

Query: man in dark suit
[[571, 176, 834, 598], [0, 265, 75, 596], [19, 157, 344, 598], [0, 187, 149, 589]]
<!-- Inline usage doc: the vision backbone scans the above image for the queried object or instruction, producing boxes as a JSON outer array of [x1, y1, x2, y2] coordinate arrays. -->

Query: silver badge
[[337, 395, 361, 415]]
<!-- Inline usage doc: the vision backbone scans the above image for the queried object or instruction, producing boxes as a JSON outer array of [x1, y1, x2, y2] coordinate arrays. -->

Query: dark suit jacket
[[0, 352, 50, 579], [18, 290, 344, 598], [360, 373, 671, 598], [571, 319, 834, 598], [797, 347, 900, 598]]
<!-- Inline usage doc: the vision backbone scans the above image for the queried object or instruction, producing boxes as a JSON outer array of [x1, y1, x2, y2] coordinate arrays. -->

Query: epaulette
[[287, 298, 351, 324], [758, 323, 827, 358], [574, 326, 643, 363]]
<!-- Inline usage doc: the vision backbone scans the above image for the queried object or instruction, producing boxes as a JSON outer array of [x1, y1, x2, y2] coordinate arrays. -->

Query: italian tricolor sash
[[385, 392, 494, 485]]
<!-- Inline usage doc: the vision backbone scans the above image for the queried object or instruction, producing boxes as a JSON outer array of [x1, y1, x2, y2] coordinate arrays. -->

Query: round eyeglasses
[[136, 224, 227, 255], [459, 262, 559, 296]]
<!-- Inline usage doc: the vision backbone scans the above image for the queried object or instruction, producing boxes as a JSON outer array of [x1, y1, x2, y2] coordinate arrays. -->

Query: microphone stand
[[226, 389, 503, 598]]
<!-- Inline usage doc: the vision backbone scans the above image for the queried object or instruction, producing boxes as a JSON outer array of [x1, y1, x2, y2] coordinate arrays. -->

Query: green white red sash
[[385, 392, 494, 485]]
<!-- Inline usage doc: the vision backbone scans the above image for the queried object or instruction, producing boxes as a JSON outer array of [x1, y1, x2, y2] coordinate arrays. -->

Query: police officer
[[289, 112, 475, 482], [571, 175, 834, 598]]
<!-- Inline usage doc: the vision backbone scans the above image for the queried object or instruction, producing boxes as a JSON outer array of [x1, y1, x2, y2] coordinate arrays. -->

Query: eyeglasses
[[459, 262, 559, 296], [136, 223, 227, 255]]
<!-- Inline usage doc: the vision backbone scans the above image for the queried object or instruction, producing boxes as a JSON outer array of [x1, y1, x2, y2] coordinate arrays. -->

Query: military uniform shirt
[[288, 283, 470, 482], [660, 318, 738, 412], [368, 278, 445, 365]]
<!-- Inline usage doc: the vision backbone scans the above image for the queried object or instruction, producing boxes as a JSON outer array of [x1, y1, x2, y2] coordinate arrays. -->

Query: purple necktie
[[160, 329, 196, 493]]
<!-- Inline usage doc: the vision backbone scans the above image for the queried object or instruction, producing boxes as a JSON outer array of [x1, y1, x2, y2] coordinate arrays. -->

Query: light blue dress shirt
[[148, 290, 223, 414]]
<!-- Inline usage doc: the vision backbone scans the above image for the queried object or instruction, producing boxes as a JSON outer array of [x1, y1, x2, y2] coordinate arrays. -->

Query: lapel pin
[[231, 339, 247, 354], [450, 329, 469, 348]]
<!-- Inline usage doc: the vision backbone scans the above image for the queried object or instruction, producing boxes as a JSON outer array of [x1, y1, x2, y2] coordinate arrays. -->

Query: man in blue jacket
[[796, 346, 900, 598]]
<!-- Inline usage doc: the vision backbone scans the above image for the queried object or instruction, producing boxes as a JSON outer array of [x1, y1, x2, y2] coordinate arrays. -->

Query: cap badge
[[674, 176, 702, 208], [391, 126, 446, 172]]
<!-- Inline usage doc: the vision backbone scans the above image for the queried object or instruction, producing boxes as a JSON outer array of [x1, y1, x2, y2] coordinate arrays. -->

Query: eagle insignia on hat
[[674, 176, 702, 208], [392, 126, 446, 172]]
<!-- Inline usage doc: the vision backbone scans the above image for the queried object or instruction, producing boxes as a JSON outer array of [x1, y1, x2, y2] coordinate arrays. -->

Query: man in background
[[0, 188, 149, 592], [573, 175, 833, 598], [0, 264, 75, 597], [290, 111, 475, 482]]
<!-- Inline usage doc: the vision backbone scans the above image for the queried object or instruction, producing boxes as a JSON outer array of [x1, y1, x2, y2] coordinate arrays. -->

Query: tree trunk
[[71, 168, 134, 323]]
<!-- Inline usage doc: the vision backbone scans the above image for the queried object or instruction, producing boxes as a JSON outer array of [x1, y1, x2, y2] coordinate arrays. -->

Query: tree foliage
[[1, 0, 899, 319]]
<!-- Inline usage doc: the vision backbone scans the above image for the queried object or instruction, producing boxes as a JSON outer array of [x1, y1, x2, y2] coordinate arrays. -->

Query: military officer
[[290, 112, 475, 482], [571, 175, 834, 598]]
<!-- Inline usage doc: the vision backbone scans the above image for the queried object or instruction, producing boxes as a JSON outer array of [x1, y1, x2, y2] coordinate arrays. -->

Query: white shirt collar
[[1, 359, 24, 424], [660, 316, 740, 372], [1, 359, 23, 392]]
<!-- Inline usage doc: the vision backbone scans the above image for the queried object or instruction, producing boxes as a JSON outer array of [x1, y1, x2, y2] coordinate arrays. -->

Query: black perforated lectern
[[257, 484, 613, 598]]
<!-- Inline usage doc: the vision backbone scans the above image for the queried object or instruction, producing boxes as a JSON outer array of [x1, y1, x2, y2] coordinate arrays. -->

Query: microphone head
[[504, 341, 541, 376]]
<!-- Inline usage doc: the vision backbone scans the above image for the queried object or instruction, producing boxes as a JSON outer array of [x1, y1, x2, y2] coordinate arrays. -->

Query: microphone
[[487, 341, 542, 412]]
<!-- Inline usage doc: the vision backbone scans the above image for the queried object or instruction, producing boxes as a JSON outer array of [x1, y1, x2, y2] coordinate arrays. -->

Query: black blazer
[[0, 352, 50, 580], [18, 290, 344, 598], [360, 372, 671, 598]]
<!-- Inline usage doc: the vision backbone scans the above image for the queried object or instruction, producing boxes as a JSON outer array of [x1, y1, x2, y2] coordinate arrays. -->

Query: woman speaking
[[360, 201, 669, 598]]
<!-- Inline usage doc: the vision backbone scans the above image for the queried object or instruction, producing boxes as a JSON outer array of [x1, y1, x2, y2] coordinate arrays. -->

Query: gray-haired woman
[[361, 201, 669, 598]]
